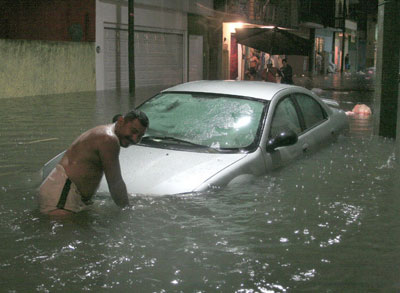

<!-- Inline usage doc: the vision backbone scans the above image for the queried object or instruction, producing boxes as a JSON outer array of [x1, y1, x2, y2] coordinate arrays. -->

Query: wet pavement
[[294, 71, 375, 93]]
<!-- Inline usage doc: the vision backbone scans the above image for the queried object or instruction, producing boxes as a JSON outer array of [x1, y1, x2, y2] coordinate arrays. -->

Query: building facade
[[0, 0, 214, 98], [332, 0, 377, 73], [95, 0, 214, 92], [0, 0, 377, 98], [213, 0, 377, 80]]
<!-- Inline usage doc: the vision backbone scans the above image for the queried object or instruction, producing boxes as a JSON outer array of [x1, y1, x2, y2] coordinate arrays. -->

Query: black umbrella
[[235, 27, 311, 56]]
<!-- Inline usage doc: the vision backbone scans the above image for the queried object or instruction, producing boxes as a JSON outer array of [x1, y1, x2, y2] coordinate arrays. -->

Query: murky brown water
[[1, 82, 399, 292]]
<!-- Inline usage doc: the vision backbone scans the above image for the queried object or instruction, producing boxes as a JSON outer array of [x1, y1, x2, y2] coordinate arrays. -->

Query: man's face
[[118, 118, 147, 148]]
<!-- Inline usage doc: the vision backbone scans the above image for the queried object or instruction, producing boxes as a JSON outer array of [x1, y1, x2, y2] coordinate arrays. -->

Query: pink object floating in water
[[345, 104, 372, 116], [352, 104, 372, 115]]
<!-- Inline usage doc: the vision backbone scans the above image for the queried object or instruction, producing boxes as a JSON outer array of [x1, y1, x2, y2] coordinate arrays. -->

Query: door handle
[[302, 143, 309, 152]]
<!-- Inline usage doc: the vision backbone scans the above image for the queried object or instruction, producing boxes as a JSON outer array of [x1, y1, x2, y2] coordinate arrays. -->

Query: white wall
[[96, 0, 196, 90], [316, 28, 334, 53]]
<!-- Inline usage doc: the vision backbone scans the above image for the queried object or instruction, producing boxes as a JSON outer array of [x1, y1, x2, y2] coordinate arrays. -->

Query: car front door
[[262, 92, 333, 171], [263, 95, 307, 170]]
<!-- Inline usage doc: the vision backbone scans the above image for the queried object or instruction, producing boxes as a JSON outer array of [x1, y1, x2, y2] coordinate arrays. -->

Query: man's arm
[[98, 137, 129, 208]]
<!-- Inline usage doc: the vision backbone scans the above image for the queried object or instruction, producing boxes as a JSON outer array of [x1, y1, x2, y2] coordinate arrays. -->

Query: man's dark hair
[[282, 58, 287, 62], [112, 114, 122, 123], [124, 109, 149, 127]]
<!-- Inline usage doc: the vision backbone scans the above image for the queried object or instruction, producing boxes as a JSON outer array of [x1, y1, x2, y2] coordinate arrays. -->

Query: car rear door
[[292, 93, 333, 152]]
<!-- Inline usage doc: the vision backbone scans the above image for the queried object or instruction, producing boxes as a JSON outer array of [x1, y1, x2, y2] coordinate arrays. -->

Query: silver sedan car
[[42, 81, 348, 196]]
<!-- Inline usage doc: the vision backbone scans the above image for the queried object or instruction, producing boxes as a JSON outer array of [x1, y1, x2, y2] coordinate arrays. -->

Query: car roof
[[162, 80, 299, 101]]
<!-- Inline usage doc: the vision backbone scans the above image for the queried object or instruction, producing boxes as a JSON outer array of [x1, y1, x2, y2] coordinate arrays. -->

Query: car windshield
[[138, 92, 267, 151]]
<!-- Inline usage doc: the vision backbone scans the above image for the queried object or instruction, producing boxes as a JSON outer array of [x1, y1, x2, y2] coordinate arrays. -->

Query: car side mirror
[[266, 129, 298, 152]]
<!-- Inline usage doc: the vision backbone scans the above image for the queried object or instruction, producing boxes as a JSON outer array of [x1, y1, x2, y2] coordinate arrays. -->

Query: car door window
[[294, 94, 327, 130], [270, 97, 301, 138]]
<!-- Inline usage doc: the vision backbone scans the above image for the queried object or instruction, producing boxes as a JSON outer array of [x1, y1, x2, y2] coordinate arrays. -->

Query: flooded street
[[1, 76, 399, 292]]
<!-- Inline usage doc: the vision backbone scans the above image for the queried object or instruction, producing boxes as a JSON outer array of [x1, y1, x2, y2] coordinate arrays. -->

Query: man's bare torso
[[250, 56, 258, 68], [59, 124, 119, 197]]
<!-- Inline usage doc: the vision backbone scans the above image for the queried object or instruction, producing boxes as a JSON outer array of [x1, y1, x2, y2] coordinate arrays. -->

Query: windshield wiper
[[141, 136, 208, 148]]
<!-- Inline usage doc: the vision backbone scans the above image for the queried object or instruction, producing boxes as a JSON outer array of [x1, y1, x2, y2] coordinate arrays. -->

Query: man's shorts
[[38, 164, 92, 213]]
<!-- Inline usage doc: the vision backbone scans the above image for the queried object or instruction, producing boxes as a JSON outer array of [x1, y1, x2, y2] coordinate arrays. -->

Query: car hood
[[98, 145, 247, 196]]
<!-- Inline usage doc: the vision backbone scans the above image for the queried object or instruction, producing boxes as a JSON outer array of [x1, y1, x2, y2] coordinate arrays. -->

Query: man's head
[[282, 59, 287, 65], [115, 109, 149, 148]]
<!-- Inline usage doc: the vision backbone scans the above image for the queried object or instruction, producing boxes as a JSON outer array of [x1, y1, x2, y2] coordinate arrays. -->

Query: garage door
[[104, 28, 184, 90]]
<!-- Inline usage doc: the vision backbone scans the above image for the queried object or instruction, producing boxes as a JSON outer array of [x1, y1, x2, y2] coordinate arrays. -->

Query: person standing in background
[[280, 59, 293, 84], [262, 61, 281, 83], [247, 50, 260, 80], [345, 54, 350, 71], [316, 52, 323, 74]]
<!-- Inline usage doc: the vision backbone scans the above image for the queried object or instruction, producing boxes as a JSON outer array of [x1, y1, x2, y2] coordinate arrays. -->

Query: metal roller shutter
[[104, 28, 183, 90]]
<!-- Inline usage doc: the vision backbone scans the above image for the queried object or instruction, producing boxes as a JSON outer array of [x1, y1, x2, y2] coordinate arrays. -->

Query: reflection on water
[[1, 88, 400, 292]]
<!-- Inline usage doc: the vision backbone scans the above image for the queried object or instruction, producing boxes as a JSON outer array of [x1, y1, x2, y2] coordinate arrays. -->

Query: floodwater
[[1, 78, 400, 292]]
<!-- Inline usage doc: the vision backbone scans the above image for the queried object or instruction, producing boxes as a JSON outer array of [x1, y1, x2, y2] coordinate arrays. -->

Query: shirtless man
[[38, 110, 149, 216], [247, 50, 260, 80]]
